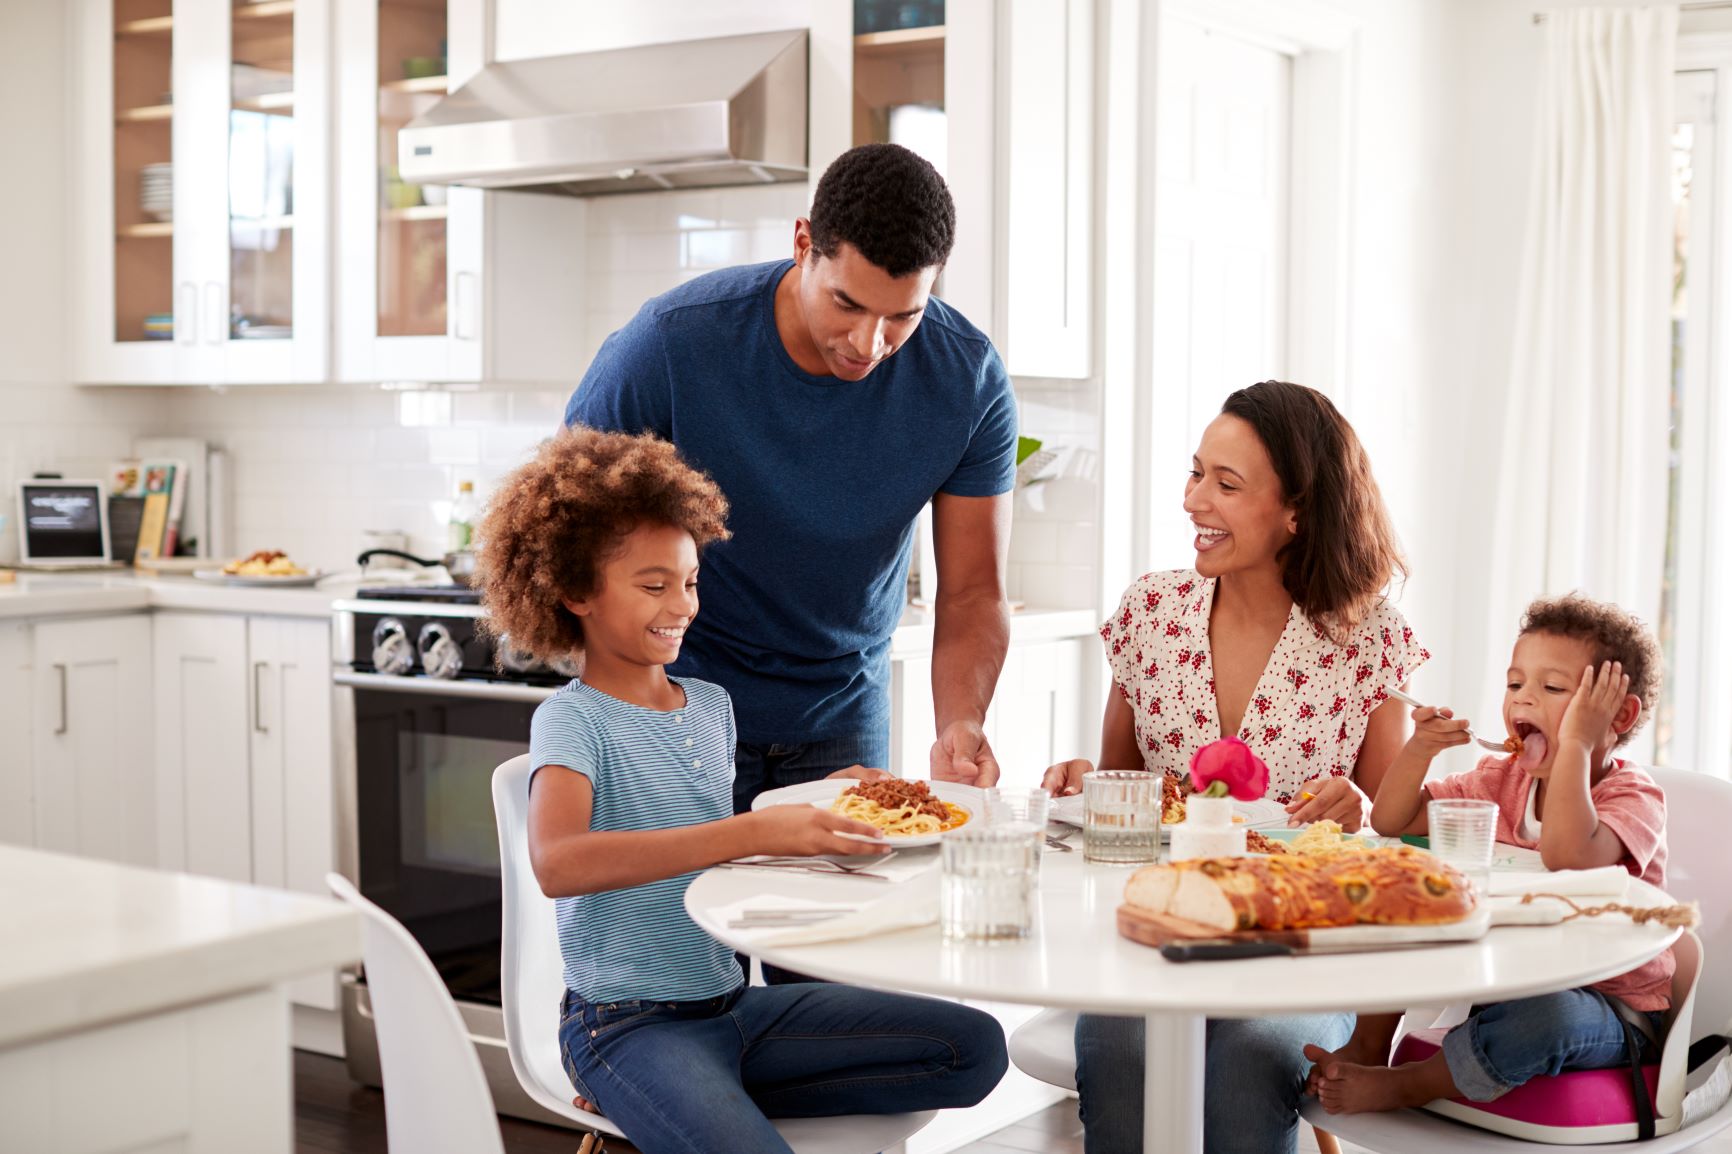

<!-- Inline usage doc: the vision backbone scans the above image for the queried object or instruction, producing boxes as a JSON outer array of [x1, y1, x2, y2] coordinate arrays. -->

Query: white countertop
[[0, 844, 360, 1049], [0, 571, 1102, 647]]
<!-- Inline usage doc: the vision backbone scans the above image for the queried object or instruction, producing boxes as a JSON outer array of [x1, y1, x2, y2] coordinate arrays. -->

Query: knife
[[1160, 937, 1454, 962]]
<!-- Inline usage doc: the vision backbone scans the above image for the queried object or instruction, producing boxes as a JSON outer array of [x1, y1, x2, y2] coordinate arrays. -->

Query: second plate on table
[[192, 568, 327, 588], [751, 778, 986, 849]]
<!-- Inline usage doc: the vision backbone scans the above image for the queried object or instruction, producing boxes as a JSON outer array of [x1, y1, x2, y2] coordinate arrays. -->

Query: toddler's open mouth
[[1510, 719, 1548, 771]]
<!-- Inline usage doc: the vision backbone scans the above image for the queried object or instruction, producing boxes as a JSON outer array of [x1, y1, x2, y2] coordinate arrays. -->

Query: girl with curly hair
[[476, 426, 1007, 1154]]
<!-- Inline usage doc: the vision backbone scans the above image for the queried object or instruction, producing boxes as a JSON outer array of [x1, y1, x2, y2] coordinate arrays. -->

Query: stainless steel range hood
[[398, 29, 807, 197]]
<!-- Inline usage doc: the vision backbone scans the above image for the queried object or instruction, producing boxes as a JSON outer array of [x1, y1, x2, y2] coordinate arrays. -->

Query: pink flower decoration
[[1188, 737, 1270, 801]]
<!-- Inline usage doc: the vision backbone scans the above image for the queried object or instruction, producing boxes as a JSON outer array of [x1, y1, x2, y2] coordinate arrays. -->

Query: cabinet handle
[[253, 661, 268, 734], [177, 283, 198, 344], [53, 664, 67, 735], [454, 271, 478, 340], [205, 282, 225, 345]]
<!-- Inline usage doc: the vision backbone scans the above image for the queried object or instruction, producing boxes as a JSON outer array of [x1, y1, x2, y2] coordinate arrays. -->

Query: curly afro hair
[[808, 143, 955, 277], [474, 426, 729, 662], [1519, 593, 1661, 746]]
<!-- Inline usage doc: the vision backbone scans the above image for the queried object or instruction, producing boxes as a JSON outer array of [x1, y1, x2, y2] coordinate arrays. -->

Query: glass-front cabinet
[[74, 0, 330, 384]]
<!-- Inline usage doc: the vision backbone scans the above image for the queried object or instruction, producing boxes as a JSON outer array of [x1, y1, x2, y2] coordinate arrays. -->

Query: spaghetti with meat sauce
[[830, 779, 971, 836]]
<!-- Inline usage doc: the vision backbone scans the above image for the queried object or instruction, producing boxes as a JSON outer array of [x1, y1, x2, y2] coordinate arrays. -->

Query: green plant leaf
[[1016, 435, 1044, 466]]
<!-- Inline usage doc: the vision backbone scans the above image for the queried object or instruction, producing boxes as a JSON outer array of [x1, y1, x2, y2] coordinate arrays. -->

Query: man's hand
[[1040, 759, 1093, 796], [826, 764, 893, 783], [930, 720, 1002, 787], [1284, 775, 1372, 831], [1559, 660, 1630, 754]]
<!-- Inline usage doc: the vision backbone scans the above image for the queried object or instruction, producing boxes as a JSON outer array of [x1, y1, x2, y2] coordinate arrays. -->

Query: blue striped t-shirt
[[528, 676, 743, 1003]]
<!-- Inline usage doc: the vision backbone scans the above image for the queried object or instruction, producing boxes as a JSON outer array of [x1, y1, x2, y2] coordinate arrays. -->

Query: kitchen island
[[0, 844, 360, 1153]]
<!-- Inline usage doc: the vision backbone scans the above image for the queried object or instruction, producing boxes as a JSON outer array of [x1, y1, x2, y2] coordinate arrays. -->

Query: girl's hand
[[747, 805, 892, 857], [1405, 704, 1472, 758], [826, 764, 893, 782], [1559, 661, 1630, 752], [1040, 759, 1093, 796], [1285, 775, 1371, 831]]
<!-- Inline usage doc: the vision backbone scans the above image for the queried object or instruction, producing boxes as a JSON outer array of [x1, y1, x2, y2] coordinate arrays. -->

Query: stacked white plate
[[140, 163, 173, 222]]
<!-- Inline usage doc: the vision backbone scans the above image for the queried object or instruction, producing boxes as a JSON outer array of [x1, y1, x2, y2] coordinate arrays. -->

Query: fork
[[1386, 688, 1509, 753]]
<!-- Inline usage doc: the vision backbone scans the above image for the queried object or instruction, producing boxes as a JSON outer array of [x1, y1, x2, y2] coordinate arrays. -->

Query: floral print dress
[[1100, 568, 1429, 804]]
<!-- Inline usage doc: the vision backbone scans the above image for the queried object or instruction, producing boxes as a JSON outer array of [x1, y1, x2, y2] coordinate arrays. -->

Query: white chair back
[[324, 873, 506, 1154], [1647, 767, 1732, 1040], [490, 754, 625, 1136]]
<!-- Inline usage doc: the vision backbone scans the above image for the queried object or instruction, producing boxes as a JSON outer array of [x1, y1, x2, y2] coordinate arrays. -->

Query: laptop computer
[[15, 479, 123, 569]]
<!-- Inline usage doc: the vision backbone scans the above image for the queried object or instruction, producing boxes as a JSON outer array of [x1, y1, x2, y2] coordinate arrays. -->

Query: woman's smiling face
[[1183, 413, 1297, 580]]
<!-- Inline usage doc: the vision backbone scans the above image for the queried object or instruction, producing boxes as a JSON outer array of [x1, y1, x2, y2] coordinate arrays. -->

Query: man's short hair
[[808, 143, 955, 277]]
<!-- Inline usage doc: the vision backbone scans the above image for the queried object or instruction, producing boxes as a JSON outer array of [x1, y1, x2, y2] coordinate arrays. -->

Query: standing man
[[565, 143, 1016, 811]]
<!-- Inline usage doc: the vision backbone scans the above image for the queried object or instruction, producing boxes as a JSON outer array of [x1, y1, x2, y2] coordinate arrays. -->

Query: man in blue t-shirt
[[565, 143, 1017, 813]]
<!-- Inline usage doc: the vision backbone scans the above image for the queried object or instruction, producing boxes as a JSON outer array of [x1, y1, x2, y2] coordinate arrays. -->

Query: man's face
[[792, 222, 937, 381]]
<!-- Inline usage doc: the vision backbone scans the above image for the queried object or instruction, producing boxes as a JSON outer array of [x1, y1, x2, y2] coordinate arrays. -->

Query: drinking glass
[[940, 824, 1039, 941], [983, 787, 1052, 871], [1083, 770, 1161, 864], [1427, 798, 1498, 893]]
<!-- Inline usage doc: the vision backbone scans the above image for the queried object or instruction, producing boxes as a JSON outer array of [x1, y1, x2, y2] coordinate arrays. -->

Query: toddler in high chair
[[1304, 592, 1671, 1113]]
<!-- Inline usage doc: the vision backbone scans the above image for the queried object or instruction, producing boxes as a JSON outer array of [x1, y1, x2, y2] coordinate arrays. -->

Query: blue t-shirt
[[529, 676, 743, 1003], [565, 260, 1018, 745]]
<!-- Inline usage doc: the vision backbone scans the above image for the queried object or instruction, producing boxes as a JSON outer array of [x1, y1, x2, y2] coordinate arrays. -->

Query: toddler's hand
[[827, 764, 892, 782], [1405, 704, 1472, 758], [748, 805, 891, 857], [1559, 661, 1630, 752], [1040, 759, 1093, 796]]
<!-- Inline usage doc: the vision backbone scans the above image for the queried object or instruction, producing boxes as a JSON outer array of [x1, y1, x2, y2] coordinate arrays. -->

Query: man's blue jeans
[[1074, 1010, 1355, 1154], [557, 983, 1008, 1154]]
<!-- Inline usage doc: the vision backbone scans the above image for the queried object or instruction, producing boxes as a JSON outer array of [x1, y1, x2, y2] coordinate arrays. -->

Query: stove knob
[[371, 619, 414, 675], [497, 638, 542, 675], [548, 651, 585, 680], [418, 622, 465, 680]]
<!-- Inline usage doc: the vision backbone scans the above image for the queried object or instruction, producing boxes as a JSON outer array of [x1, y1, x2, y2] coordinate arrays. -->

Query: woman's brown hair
[[1220, 381, 1407, 642], [474, 425, 730, 661]]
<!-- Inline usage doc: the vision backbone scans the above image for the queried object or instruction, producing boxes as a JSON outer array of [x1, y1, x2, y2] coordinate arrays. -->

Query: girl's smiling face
[[1182, 413, 1298, 579], [1503, 631, 1599, 777], [562, 522, 699, 670]]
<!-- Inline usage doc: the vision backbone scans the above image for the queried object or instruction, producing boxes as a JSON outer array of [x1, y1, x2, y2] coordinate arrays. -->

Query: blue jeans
[[1441, 989, 1665, 1101], [730, 729, 892, 814], [1074, 1011, 1355, 1154], [557, 983, 1008, 1154]]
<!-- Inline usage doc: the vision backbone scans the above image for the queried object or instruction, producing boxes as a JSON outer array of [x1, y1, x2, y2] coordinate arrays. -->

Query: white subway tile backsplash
[[482, 424, 549, 463], [452, 391, 510, 426], [682, 229, 750, 269], [427, 428, 481, 466]]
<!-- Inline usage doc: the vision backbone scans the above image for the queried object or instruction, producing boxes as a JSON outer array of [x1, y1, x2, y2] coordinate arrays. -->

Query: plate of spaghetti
[[751, 778, 982, 848]]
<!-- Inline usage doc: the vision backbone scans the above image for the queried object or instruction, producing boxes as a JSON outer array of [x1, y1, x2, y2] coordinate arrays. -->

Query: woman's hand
[[1284, 775, 1371, 831], [746, 805, 891, 857], [826, 764, 893, 782], [1040, 759, 1093, 796]]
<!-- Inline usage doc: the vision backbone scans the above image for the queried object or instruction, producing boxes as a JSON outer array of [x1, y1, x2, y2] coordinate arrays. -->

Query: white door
[[153, 612, 251, 879], [0, 624, 33, 848], [248, 616, 338, 1010], [31, 616, 155, 866], [1147, 15, 1292, 565]]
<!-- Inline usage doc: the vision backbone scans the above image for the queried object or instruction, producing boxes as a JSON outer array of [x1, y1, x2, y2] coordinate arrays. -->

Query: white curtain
[[1484, 7, 1676, 758]]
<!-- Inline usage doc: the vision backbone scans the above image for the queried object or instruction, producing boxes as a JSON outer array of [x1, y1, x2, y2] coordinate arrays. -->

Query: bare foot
[[1302, 1038, 1388, 1097], [573, 1094, 604, 1116], [1316, 1060, 1415, 1114]]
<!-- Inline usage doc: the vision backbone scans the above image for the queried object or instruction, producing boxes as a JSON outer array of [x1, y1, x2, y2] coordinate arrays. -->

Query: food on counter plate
[[1123, 845, 1475, 932], [222, 550, 307, 577], [829, 779, 970, 836]]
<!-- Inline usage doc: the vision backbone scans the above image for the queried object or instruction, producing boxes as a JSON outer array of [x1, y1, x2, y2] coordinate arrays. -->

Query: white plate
[[1049, 793, 1289, 836], [751, 778, 985, 849], [193, 568, 326, 588]]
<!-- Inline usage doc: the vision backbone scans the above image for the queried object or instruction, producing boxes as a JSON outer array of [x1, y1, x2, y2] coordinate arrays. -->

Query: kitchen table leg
[[1143, 1010, 1206, 1153]]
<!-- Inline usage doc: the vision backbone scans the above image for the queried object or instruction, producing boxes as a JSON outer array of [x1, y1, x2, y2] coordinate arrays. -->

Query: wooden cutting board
[[1117, 902, 1493, 950]]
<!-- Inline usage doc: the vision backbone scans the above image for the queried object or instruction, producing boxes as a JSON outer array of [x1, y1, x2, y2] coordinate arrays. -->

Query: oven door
[[338, 672, 552, 1006]]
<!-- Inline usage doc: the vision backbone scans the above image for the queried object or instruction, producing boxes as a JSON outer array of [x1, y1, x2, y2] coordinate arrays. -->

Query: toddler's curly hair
[[475, 425, 730, 661], [1520, 593, 1661, 746]]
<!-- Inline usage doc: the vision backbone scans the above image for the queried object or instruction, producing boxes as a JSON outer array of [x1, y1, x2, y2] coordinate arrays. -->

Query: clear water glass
[[1083, 770, 1161, 864], [983, 787, 1052, 871], [1428, 798, 1498, 893], [941, 824, 1039, 941]]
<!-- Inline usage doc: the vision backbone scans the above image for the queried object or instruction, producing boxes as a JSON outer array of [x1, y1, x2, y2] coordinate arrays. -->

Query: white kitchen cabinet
[[890, 634, 1089, 787], [332, 0, 585, 383], [0, 625, 34, 849], [30, 616, 155, 867], [154, 611, 338, 1010], [71, 0, 333, 384]]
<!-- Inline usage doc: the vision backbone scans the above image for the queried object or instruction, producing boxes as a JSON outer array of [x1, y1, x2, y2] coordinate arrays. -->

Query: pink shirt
[[1428, 756, 1673, 1010]]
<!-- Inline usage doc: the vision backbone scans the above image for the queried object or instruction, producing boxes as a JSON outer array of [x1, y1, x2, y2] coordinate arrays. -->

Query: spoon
[[1386, 688, 1510, 753]]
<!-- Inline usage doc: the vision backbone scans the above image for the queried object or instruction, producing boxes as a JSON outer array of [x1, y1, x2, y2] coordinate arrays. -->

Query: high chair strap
[[1690, 1035, 1731, 1075]]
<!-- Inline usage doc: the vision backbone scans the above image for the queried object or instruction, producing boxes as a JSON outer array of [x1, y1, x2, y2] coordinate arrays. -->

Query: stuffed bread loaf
[[1123, 845, 1475, 933]]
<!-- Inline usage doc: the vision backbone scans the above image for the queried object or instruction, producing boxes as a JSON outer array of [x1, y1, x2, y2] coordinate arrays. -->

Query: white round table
[[686, 850, 1680, 1153]]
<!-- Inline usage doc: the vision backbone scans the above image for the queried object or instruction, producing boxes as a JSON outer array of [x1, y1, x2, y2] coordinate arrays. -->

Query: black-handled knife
[[1161, 939, 1297, 962]]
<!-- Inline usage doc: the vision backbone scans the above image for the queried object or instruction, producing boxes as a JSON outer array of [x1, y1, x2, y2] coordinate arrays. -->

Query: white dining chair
[[490, 753, 937, 1154], [324, 873, 507, 1154], [1295, 764, 1732, 1152]]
